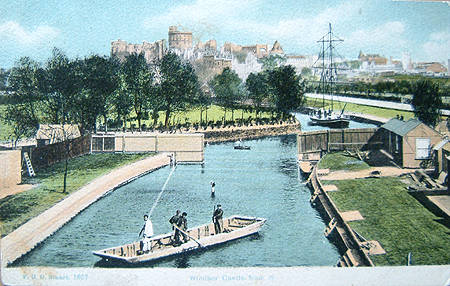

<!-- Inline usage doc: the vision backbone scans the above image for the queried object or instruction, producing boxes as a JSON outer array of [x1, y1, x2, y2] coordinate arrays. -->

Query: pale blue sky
[[0, 0, 448, 68]]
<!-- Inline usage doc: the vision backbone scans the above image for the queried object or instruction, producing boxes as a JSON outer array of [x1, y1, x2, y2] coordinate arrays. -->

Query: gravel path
[[319, 167, 414, 181], [1, 153, 169, 267]]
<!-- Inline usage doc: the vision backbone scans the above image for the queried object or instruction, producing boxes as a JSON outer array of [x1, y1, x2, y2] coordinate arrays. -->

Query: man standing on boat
[[138, 214, 154, 254], [212, 204, 224, 234], [179, 212, 188, 243], [169, 210, 181, 243]]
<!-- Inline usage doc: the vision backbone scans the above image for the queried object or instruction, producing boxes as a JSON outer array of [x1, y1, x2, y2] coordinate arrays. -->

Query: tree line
[[1, 48, 305, 144]]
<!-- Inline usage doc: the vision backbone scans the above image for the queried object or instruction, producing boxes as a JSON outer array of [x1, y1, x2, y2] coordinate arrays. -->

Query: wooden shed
[[380, 118, 443, 168], [433, 138, 450, 174], [36, 124, 81, 147]]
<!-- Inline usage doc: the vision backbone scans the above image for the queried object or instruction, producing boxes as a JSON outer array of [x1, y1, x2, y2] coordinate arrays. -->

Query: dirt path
[[1, 153, 170, 267], [319, 167, 414, 181]]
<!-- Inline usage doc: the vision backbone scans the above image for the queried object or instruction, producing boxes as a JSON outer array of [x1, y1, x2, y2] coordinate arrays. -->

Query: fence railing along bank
[[309, 164, 375, 267], [297, 128, 383, 155], [21, 132, 205, 172]]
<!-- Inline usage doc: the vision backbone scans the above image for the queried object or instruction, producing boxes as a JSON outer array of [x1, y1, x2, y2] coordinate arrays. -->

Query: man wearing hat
[[212, 204, 224, 234]]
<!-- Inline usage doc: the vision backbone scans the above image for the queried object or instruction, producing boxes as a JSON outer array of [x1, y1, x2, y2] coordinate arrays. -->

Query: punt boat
[[92, 215, 266, 264]]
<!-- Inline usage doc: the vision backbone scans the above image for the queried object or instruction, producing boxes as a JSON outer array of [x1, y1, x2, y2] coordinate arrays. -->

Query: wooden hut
[[36, 124, 81, 147], [380, 118, 442, 168]]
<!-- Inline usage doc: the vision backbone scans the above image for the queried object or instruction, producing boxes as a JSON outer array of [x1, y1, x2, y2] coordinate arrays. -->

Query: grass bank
[[305, 98, 415, 120], [318, 152, 370, 171], [0, 153, 150, 237], [124, 105, 273, 129], [324, 177, 450, 266]]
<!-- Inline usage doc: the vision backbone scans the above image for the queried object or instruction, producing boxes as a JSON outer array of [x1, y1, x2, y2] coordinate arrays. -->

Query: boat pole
[[172, 224, 204, 247], [148, 163, 177, 217]]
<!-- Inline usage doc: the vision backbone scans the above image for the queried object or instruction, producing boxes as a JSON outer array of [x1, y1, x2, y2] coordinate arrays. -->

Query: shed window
[[416, 138, 431, 159]]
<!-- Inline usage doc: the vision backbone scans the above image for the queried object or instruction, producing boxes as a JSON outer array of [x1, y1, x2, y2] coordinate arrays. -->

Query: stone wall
[[0, 150, 21, 189]]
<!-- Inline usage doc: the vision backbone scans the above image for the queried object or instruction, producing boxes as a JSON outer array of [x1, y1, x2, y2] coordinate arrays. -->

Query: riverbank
[[308, 152, 450, 266], [1, 153, 170, 267], [201, 121, 300, 143]]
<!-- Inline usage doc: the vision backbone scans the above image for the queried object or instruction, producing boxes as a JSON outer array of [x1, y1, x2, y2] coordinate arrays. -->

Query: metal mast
[[315, 23, 343, 112]]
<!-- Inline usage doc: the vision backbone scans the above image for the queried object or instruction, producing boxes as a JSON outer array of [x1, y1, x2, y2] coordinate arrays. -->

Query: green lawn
[[0, 153, 151, 237], [325, 177, 450, 266], [124, 105, 274, 128], [318, 151, 371, 171]]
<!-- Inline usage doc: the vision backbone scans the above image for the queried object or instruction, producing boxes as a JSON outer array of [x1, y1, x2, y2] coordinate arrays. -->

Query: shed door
[[416, 138, 431, 159]]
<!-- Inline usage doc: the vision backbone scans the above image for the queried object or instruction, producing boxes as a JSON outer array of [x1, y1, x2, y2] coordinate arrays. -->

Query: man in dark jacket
[[212, 204, 223, 234], [178, 212, 188, 243], [169, 210, 181, 243]]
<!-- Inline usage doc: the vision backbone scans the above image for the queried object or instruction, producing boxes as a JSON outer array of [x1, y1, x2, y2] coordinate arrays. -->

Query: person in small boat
[[210, 181, 215, 196], [169, 210, 181, 243], [212, 204, 224, 234], [138, 214, 153, 254]]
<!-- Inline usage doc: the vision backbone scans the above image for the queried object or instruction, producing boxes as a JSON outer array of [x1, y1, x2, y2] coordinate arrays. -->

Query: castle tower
[[168, 26, 193, 50]]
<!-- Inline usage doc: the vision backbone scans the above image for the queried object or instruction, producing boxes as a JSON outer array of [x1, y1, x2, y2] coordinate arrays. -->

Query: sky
[[0, 0, 449, 68]]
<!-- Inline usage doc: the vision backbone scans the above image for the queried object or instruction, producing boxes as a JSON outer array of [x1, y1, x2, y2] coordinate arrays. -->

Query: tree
[[79, 55, 119, 132], [259, 54, 286, 71], [267, 65, 305, 118], [112, 72, 133, 131], [44, 48, 80, 193], [246, 71, 269, 119], [210, 67, 244, 122], [122, 53, 155, 130], [2, 103, 38, 148], [411, 79, 442, 127], [156, 52, 200, 128]]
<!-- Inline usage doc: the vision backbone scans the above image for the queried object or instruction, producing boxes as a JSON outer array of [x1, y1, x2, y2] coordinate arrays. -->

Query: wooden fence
[[22, 135, 91, 170], [297, 128, 384, 154]]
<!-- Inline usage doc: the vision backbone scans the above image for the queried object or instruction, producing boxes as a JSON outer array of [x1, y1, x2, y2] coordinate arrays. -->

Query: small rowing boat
[[92, 215, 266, 264]]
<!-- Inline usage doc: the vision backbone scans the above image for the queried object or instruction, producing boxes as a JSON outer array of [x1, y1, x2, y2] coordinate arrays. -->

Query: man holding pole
[[212, 204, 223, 234], [138, 214, 153, 254]]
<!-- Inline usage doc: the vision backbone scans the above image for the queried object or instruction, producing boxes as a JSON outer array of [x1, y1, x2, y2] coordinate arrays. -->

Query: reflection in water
[[175, 254, 190, 268]]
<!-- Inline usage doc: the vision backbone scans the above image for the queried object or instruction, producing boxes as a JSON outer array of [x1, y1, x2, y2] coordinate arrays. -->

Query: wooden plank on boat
[[92, 215, 266, 264]]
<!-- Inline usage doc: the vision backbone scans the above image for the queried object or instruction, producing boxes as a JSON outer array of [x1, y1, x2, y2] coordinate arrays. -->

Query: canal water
[[14, 114, 375, 268]]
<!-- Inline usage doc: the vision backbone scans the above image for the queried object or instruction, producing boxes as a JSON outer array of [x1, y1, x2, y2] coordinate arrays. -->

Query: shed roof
[[36, 124, 81, 143], [381, 118, 422, 137], [433, 138, 449, 151]]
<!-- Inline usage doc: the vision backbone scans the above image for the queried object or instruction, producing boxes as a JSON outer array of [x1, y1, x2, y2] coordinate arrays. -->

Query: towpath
[[319, 167, 414, 181], [1, 153, 170, 267]]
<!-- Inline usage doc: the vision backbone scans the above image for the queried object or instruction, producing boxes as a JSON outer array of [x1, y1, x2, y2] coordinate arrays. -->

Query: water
[[14, 135, 341, 268], [294, 112, 377, 131]]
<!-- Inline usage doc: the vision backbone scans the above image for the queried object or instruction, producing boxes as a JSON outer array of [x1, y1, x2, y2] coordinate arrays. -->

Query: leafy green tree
[[259, 54, 286, 71], [411, 79, 442, 127], [246, 71, 269, 119], [0, 68, 10, 91], [44, 48, 81, 193], [210, 67, 244, 122], [112, 72, 133, 131], [157, 52, 200, 128], [122, 53, 155, 130], [7, 57, 45, 122], [2, 103, 38, 148], [79, 55, 119, 132], [267, 65, 305, 118]]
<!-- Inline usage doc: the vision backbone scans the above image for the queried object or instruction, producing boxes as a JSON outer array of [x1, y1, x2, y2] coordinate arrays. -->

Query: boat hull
[[93, 215, 266, 264], [309, 117, 350, 128]]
